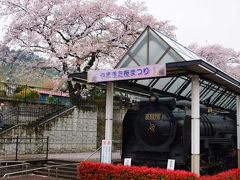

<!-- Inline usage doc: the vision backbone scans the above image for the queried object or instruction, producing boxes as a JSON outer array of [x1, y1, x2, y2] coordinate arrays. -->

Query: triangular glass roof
[[114, 26, 239, 111], [115, 26, 204, 68]]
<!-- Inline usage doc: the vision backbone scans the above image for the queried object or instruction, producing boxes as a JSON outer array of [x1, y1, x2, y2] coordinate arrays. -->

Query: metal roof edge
[[68, 72, 87, 80], [199, 60, 240, 87], [68, 60, 240, 90], [166, 60, 240, 88]]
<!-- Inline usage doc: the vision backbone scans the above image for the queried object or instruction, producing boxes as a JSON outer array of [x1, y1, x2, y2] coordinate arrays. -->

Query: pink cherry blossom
[[0, 0, 176, 75], [189, 43, 240, 79]]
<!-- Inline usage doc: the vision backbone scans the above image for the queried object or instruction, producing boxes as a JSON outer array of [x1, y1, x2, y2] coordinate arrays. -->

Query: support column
[[191, 75, 200, 175], [237, 95, 240, 168], [105, 82, 114, 140]]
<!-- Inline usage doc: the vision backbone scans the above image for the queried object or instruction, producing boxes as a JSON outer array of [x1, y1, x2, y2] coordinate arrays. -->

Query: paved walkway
[[1, 175, 65, 180], [49, 151, 121, 162], [0, 151, 121, 162]]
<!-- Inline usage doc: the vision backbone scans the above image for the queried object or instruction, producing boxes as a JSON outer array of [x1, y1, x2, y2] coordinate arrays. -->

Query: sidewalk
[[0, 151, 121, 162], [49, 151, 121, 162]]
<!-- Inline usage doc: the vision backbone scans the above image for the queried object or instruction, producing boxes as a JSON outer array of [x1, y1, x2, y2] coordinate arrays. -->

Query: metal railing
[[2, 146, 102, 178], [2, 105, 66, 126], [0, 161, 26, 166], [0, 136, 49, 161], [2, 163, 77, 178], [0, 163, 30, 177]]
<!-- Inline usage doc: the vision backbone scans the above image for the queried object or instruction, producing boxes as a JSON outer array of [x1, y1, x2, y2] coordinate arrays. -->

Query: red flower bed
[[77, 161, 198, 180], [199, 168, 240, 180]]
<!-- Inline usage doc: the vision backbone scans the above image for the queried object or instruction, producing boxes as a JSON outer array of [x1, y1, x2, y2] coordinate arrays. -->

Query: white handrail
[[0, 163, 29, 169], [0, 161, 26, 163], [83, 146, 102, 161], [3, 163, 77, 178], [3, 147, 102, 178]]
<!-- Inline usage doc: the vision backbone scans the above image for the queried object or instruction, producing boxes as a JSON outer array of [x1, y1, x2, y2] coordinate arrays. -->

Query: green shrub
[[47, 95, 55, 103], [13, 86, 25, 94], [13, 88, 40, 101], [0, 90, 6, 97], [0, 83, 7, 97], [47, 95, 61, 104]]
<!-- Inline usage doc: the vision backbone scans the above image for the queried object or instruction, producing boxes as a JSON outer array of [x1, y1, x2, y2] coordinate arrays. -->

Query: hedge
[[199, 168, 240, 180], [78, 161, 240, 180], [77, 161, 198, 180]]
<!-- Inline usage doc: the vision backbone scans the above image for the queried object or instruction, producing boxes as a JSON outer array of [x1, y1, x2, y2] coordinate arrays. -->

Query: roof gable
[[112, 26, 240, 111], [115, 26, 202, 69]]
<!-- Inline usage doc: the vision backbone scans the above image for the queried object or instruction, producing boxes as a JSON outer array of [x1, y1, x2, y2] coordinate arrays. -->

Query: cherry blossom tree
[[0, 0, 177, 103], [0, 0, 176, 75], [189, 43, 240, 79]]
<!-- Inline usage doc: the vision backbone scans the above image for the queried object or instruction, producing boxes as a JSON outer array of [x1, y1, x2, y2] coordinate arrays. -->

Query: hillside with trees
[[0, 47, 61, 87]]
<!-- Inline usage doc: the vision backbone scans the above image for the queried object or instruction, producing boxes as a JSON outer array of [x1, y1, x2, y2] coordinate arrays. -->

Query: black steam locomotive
[[121, 97, 237, 174]]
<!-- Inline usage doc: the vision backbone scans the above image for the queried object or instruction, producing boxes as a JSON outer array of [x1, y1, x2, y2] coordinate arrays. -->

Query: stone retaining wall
[[0, 105, 98, 155], [0, 100, 127, 157]]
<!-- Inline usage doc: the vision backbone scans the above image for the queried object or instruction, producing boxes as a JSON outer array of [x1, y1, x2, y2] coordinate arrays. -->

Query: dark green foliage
[[67, 81, 131, 109], [0, 90, 6, 97], [0, 83, 7, 97], [47, 95, 62, 104], [97, 118, 105, 148], [97, 115, 122, 151], [13, 86, 25, 94]]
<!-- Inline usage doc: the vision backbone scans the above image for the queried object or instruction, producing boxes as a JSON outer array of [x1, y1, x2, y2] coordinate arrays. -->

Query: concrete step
[[1, 174, 66, 179], [33, 160, 78, 180], [36, 167, 77, 175], [43, 159, 78, 165], [42, 164, 77, 172], [34, 169, 78, 180]]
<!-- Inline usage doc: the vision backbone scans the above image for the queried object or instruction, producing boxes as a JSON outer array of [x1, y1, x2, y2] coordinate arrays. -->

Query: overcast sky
[[142, 0, 240, 51]]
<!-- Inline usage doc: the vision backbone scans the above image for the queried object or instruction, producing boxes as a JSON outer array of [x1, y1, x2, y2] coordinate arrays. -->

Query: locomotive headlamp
[[149, 95, 158, 103]]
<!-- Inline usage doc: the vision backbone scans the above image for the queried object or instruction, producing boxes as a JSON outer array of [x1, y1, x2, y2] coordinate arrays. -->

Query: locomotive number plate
[[145, 113, 161, 120]]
